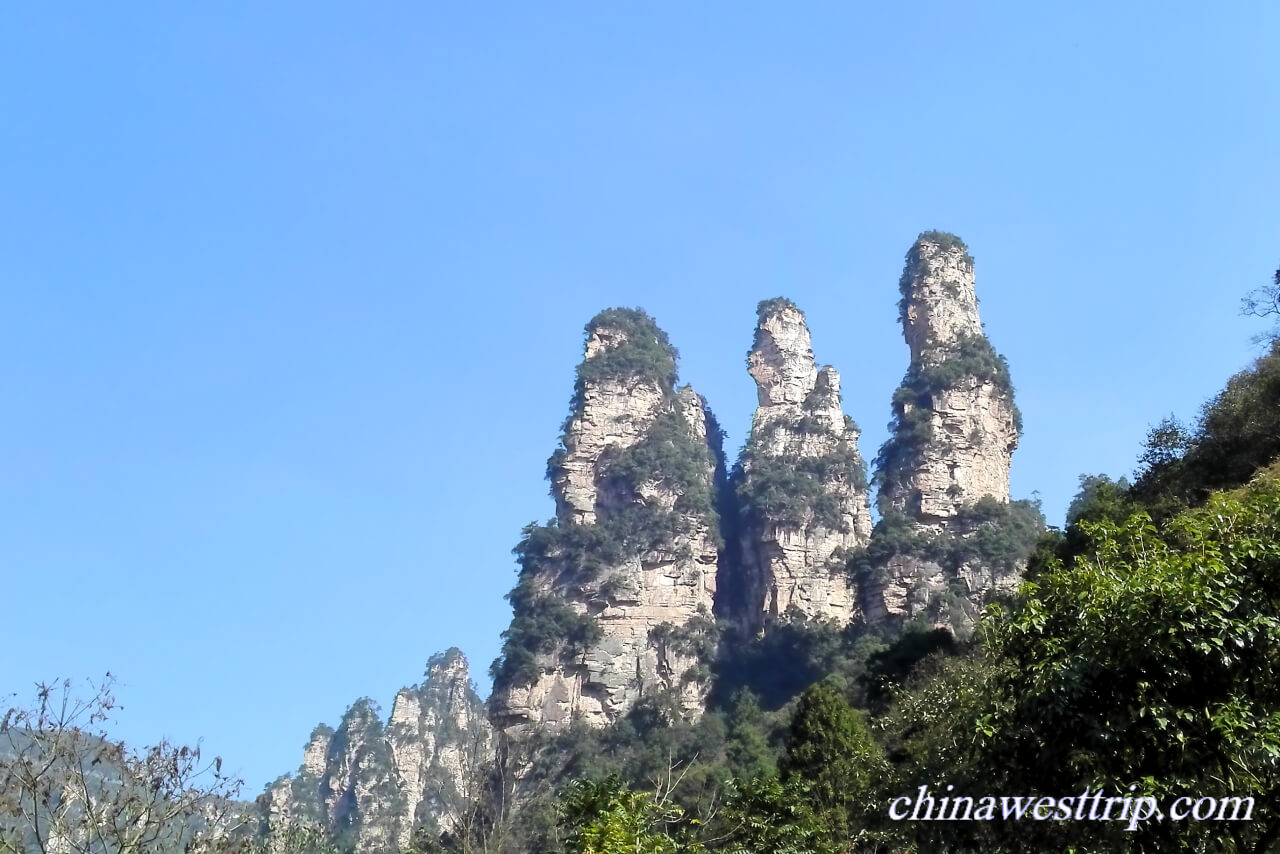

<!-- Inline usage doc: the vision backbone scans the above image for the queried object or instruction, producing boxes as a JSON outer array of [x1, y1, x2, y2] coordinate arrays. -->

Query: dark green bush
[[490, 576, 603, 687], [736, 440, 868, 532], [1132, 339, 1280, 517], [572, 308, 678, 397], [755, 296, 799, 318], [848, 499, 1043, 586], [598, 408, 718, 526]]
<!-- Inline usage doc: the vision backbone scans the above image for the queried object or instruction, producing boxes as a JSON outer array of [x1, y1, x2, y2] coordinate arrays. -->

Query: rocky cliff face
[[735, 299, 873, 627], [489, 308, 721, 736], [862, 233, 1039, 632], [260, 649, 491, 853]]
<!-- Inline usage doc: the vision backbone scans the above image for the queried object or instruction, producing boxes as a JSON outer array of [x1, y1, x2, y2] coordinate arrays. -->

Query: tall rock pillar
[[862, 233, 1039, 633], [876, 233, 1020, 525], [734, 298, 873, 629], [489, 308, 722, 736]]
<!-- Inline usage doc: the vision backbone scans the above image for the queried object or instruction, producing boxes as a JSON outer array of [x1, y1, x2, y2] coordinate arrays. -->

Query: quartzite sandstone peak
[[489, 308, 721, 735], [861, 232, 1036, 631], [877, 232, 1020, 525], [736, 298, 872, 627], [260, 649, 491, 854]]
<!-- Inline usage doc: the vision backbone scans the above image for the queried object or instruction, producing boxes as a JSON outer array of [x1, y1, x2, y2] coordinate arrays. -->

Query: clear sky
[[2, 3, 1277, 795]]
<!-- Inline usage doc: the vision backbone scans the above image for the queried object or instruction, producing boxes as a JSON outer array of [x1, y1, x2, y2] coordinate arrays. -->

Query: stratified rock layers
[[736, 299, 873, 627], [489, 309, 721, 735]]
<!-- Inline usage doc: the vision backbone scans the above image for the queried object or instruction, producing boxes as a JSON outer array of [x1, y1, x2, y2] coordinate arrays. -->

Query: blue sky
[[2, 3, 1277, 794]]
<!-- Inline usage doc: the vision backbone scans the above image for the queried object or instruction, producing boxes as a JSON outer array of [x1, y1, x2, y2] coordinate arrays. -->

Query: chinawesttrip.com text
[[889, 785, 1255, 832]]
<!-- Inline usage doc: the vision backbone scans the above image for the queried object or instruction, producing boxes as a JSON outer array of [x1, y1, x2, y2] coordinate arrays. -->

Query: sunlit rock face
[[736, 299, 873, 629], [260, 650, 491, 853], [864, 233, 1032, 633], [490, 309, 721, 738], [879, 235, 1019, 525]]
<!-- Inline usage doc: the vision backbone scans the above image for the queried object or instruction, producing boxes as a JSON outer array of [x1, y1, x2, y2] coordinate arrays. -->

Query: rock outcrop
[[861, 233, 1039, 632], [260, 650, 492, 853], [735, 298, 873, 628], [489, 308, 721, 736]]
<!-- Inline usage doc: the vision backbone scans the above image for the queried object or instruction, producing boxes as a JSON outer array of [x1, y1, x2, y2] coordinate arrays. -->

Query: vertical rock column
[[489, 308, 722, 736], [735, 298, 873, 628], [863, 232, 1033, 631], [876, 233, 1020, 524]]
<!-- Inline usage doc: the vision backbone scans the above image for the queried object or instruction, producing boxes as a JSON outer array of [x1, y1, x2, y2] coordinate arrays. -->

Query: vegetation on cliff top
[[896, 229, 975, 325], [572, 308, 679, 404]]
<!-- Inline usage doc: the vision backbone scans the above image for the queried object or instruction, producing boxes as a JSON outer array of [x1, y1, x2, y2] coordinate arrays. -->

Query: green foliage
[[573, 308, 679, 399], [1133, 340, 1280, 517], [714, 776, 828, 854], [988, 482, 1280, 850], [859, 627, 956, 712], [650, 609, 719, 685], [941, 496, 1044, 573], [600, 407, 719, 527], [1136, 416, 1192, 476], [241, 825, 342, 854], [514, 509, 685, 584], [877, 474, 1280, 852], [755, 296, 799, 318], [722, 691, 778, 781], [779, 682, 885, 845], [848, 499, 1043, 589], [1065, 473, 1132, 526], [873, 334, 1021, 500], [736, 439, 868, 532], [844, 512, 930, 583], [558, 776, 700, 854], [490, 576, 603, 687], [915, 229, 970, 255], [711, 615, 886, 712]]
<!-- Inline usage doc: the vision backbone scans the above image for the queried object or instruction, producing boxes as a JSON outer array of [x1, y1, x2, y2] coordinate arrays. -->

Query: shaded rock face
[[736, 300, 873, 628], [261, 650, 492, 853], [490, 310, 721, 736], [864, 234, 1032, 632]]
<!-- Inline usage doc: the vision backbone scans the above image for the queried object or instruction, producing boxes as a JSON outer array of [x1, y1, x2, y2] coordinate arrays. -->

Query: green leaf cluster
[[599, 408, 720, 530], [558, 776, 699, 854], [847, 498, 1043, 587], [1133, 338, 1280, 518]]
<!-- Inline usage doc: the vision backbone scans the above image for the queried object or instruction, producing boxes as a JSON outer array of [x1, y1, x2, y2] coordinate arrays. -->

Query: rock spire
[[260, 649, 492, 853], [876, 232, 1020, 524], [735, 298, 873, 627], [488, 308, 721, 735], [860, 232, 1040, 632]]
